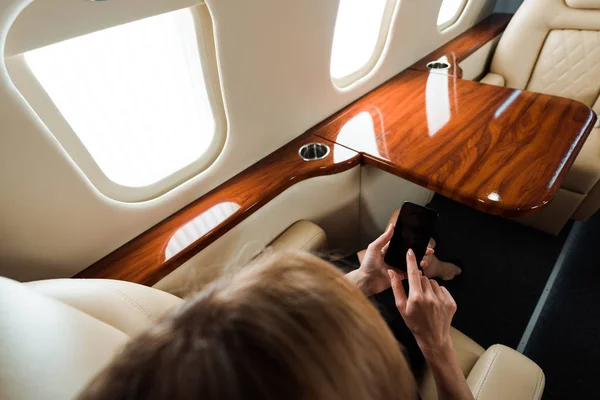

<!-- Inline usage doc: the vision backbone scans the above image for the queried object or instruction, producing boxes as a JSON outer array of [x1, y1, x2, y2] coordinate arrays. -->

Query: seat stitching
[[553, 34, 581, 92], [297, 230, 326, 251], [103, 284, 155, 322], [474, 346, 500, 399], [565, 31, 599, 98], [530, 369, 543, 400], [571, 33, 590, 98], [531, 30, 600, 101], [274, 226, 325, 252]]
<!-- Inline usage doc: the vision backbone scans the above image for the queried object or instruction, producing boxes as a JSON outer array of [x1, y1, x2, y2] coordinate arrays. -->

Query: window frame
[[437, 0, 470, 31], [330, 0, 399, 88], [5, 4, 226, 202]]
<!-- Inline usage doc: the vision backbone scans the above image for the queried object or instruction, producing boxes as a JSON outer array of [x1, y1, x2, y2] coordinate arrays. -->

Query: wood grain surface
[[74, 13, 595, 285], [313, 69, 597, 216], [74, 134, 359, 285]]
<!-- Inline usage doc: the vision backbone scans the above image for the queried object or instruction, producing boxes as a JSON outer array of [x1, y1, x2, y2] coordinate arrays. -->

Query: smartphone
[[384, 202, 438, 272]]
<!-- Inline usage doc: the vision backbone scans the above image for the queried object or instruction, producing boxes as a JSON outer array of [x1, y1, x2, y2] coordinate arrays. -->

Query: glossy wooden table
[[314, 69, 596, 216], [75, 134, 359, 285], [75, 13, 597, 285]]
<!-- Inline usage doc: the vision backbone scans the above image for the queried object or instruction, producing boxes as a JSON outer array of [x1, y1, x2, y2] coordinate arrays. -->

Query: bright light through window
[[24, 9, 216, 188], [330, 0, 389, 82], [438, 0, 467, 28]]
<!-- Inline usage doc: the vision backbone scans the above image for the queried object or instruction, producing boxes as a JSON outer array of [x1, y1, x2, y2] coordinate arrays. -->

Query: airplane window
[[24, 8, 219, 190], [437, 0, 469, 30], [330, 0, 395, 86]]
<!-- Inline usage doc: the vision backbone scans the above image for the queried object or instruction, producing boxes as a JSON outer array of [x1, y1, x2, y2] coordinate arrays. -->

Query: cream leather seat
[[0, 278, 181, 400], [0, 221, 543, 400], [480, 0, 600, 234]]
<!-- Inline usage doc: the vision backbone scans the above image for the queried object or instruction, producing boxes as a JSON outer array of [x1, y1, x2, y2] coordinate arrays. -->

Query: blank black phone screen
[[384, 202, 438, 272]]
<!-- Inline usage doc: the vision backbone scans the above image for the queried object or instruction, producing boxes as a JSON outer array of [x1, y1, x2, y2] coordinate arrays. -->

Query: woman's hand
[[388, 249, 457, 358], [390, 249, 474, 400], [355, 226, 432, 296]]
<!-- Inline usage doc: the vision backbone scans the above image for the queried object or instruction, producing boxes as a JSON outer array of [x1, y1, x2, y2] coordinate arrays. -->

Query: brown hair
[[79, 250, 416, 400]]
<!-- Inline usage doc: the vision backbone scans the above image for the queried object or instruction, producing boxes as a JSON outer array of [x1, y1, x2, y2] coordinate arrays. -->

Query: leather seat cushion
[[490, 0, 600, 92], [0, 277, 130, 400], [26, 278, 183, 336], [525, 29, 600, 107], [466, 345, 545, 400], [479, 72, 505, 87], [268, 220, 328, 252], [419, 332, 544, 400], [563, 127, 600, 193]]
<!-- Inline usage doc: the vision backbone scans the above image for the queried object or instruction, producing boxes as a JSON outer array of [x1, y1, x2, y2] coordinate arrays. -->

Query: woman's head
[[79, 250, 416, 400]]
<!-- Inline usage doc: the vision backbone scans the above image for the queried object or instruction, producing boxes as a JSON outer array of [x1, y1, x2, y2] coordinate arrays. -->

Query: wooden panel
[[409, 13, 512, 78], [74, 12, 594, 285], [313, 69, 597, 217], [74, 134, 360, 285]]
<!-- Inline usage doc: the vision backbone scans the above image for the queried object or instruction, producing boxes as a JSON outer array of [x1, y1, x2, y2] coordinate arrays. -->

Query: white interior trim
[[0, 0, 496, 281], [5, 4, 225, 202]]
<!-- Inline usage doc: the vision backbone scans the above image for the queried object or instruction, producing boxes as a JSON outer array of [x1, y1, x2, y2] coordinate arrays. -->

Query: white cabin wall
[[0, 0, 498, 281]]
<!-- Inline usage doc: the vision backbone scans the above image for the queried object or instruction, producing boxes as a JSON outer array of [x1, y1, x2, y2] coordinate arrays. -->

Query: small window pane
[[330, 0, 389, 82], [438, 0, 467, 28], [24, 9, 216, 188]]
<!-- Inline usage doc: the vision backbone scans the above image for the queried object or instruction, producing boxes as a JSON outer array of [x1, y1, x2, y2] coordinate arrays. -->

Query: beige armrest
[[0, 278, 129, 400], [479, 73, 506, 87], [467, 345, 544, 400], [268, 220, 327, 253], [26, 279, 182, 336], [419, 327, 485, 400]]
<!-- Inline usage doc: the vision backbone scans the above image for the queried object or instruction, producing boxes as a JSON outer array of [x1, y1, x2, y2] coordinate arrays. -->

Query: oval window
[[8, 6, 225, 201], [330, 0, 397, 87], [438, 0, 469, 30]]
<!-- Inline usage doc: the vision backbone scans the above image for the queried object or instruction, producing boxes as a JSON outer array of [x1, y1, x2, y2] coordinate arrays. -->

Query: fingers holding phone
[[384, 202, 438, 272], [355, 210, 436, 297], [388, 248, 457, 359]]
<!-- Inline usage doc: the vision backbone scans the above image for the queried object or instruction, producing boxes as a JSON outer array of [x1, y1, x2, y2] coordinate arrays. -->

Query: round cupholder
[[426, 61, 450, 70], [298, 143, 330, 161]]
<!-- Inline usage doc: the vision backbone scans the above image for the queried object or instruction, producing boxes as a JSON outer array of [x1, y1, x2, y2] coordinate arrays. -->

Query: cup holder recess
[[427, 61, 450, 70], [298, 143, 330, 161]]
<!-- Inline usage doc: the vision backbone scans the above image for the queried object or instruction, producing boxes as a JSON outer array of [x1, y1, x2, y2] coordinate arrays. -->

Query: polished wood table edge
[[73, 10, 590, 286], [310, 67, 597, 218], [74, 133, 360, 285], [322, 95, 597, 217], [313, 132, 589, 218], [359, 125, 588, 218], [409, 13, 512, 78]]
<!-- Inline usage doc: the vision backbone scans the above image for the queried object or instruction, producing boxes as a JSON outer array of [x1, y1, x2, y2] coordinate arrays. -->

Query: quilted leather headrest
[[566, 0, 600, 9]]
